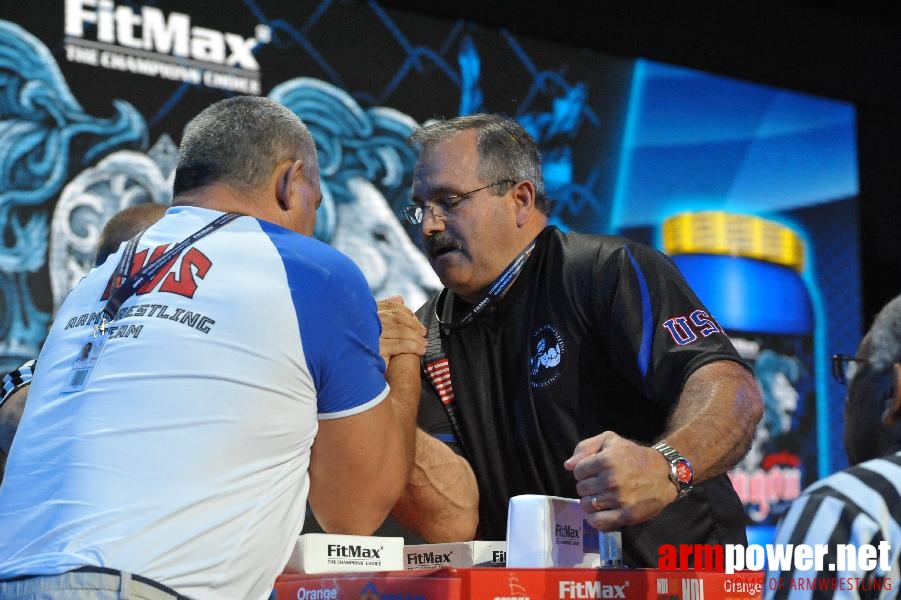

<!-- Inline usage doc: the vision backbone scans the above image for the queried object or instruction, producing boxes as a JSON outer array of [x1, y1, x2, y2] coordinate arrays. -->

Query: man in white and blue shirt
[[0, 96, 424, 600]]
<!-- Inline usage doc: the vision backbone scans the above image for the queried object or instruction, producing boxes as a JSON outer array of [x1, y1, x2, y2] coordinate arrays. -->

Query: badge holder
[[60, 212, 239, 394], [63, 326, 109, 393]]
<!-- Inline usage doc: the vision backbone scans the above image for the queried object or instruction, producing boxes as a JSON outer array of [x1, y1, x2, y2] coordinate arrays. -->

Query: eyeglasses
[[831, 354, 868, 385], [401, 179, 515, 225]]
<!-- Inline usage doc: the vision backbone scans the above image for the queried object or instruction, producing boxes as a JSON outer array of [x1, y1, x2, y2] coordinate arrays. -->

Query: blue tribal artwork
[[0, 20, 145, 370]]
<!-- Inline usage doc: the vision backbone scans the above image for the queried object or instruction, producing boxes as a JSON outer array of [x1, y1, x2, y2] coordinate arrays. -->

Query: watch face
[[674, 460, 693, 484]]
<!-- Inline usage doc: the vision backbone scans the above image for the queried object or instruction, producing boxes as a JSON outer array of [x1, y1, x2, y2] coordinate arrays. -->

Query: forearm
[[377, 295, 428, 488], [659, 360, 763, 481], [308, 354, 421, 535], [391, 428, 479, 542], [384, 353, 421, 484], [353, 352, 421, 520], [566, 360, 761, 529]]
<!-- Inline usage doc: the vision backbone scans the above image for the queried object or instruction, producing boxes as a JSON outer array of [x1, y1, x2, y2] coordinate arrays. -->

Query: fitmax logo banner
[[63, 0, 269, 92]]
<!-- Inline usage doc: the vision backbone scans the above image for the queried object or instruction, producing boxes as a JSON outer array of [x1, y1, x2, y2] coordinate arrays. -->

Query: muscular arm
[[658, 360, 762, 480], [567, 359, 762, 530], [376, 296, 479, 541], [390, 428, 479, 542], [307, 296, 427, 534], [307, 352, 420, 534]]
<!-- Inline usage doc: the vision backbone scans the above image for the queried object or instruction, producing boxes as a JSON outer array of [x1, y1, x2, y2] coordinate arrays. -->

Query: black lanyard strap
[[99, 212, 240, 330], [434, 237, 537, 331]]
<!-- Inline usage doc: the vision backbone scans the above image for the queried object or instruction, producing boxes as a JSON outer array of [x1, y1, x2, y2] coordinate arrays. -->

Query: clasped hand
[[564, 431, 679, 531], [376, 295, 427, 367]]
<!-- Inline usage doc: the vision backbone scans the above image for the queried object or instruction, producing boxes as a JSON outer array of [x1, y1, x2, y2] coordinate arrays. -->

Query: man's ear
[[512, 179, 537, 227], [275, 160, 303, 210], [881, 363, 901, 427]]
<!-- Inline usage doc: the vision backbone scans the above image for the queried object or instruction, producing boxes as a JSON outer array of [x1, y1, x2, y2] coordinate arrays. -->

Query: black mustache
[[425, 233, 463, 256]]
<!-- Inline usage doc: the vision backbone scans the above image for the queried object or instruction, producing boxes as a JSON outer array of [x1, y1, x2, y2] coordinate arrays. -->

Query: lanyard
[[98, 212, 240, 333], [434, 237, 537, 331]]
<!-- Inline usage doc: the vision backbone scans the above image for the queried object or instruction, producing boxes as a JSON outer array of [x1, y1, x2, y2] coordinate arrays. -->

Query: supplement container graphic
[[662, 211, 816, 529]]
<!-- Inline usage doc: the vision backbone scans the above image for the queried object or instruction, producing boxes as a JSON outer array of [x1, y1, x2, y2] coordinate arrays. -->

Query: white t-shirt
[[0, 206, 388, 600]]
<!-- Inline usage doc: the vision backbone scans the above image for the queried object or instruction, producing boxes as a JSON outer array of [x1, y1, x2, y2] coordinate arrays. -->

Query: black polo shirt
[[417, 226, 749, 567]]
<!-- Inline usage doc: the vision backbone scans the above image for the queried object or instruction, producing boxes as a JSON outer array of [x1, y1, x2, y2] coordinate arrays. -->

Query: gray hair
[[173, 96, 319, 196], [869, 294, 901, 375], [410, 113, 549, 213]]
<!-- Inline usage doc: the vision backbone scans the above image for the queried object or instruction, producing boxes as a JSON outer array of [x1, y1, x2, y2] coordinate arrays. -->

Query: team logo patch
[[662, 309, 723, 345], [530, 324, 564, 389]]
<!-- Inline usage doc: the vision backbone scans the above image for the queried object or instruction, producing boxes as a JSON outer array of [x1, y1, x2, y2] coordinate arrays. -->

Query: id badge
[[62, 332, 108, 393]]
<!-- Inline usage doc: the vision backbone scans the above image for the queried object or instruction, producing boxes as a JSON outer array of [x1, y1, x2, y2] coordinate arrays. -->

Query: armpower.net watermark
[[658, 542, 893, 576]]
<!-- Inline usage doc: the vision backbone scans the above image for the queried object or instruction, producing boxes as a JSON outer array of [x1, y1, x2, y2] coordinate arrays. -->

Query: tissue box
[[404, 541, 507, 569], [283, 533, 405, 574], [505, 494, 620, 568]]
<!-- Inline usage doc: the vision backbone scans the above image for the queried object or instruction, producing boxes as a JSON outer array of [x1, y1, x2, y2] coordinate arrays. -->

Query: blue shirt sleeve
[[259, 221, 387, 417]]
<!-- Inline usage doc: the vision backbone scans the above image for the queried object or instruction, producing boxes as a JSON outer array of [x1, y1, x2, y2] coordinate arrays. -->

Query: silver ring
[[591, 496, 601, 511]]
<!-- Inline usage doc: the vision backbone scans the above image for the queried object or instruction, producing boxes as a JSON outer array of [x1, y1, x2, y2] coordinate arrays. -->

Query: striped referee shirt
[[0, 359, 36, 408], [764, 451, 901, 599]]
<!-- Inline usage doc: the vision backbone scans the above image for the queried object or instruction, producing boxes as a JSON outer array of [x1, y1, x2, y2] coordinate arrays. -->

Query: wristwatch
[[651, 441, 694, 499]]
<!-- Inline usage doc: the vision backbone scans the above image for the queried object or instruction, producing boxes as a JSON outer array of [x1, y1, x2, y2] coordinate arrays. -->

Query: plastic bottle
[[662, 211, 816, 543]]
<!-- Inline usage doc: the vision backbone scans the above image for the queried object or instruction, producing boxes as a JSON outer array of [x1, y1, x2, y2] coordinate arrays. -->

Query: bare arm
[[390, 428, 479, 542], [307, 352, 420, 534], [307, 296, 425, 534], [566, 359, 762, 531], [657, 359, 763, 479], [375, 295, 479, 541]]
